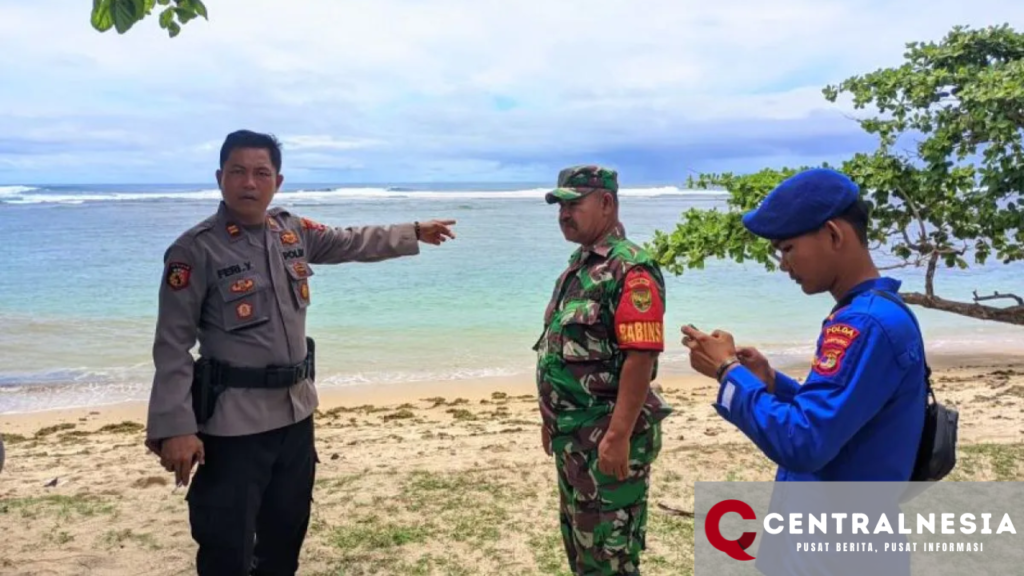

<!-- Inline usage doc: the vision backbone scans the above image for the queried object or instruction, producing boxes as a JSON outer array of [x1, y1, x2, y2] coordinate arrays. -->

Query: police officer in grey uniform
[[145, 129, 456, 576]]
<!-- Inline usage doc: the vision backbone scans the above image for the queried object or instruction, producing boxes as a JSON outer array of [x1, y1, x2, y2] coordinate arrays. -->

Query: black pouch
[[911, 384, 960, 482]]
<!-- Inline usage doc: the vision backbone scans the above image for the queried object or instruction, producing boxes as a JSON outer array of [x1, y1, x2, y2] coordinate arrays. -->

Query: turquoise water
[[1, 183, 1021, 413]]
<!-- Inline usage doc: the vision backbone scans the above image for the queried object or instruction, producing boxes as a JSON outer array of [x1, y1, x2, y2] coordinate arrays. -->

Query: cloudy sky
[[1, 1, 1022, 185]]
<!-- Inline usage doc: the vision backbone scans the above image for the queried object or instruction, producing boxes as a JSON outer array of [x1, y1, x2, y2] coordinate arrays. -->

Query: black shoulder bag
[[869, 290, 959, 483]]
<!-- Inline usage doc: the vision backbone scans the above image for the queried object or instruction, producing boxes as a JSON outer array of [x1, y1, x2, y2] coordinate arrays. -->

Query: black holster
[[191, 356, 225, 427], [191, 337, 317, 426]]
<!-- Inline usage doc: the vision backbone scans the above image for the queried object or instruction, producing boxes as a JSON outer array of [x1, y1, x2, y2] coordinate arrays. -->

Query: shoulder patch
[[165, 262, 192, 291], [812, 322, 861, 376], [614, 267, 665, 350], [301, 217, 326, 231]]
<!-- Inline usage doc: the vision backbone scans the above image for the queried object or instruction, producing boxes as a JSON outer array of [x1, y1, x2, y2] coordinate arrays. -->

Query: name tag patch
[[617, 321, 663, 346]]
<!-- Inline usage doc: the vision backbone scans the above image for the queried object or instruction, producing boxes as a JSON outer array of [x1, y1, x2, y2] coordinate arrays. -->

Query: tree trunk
[[900, 292, 1024, 326], [925, 252, 938, 297]]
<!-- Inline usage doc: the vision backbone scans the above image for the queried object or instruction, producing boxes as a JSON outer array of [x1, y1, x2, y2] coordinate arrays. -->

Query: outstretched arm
[[301, 217, 420, 264]]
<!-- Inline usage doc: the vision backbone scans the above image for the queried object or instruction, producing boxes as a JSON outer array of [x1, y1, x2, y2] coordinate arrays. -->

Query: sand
[[1, 356, 1023, 576]]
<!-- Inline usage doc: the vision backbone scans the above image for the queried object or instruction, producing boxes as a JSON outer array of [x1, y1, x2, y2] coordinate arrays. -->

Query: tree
[[650, 24, 1024, 326], [91, 0, 208, 38]]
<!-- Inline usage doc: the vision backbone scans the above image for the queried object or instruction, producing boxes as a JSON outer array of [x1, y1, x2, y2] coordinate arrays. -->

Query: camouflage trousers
[[554, 423, 662, 576]]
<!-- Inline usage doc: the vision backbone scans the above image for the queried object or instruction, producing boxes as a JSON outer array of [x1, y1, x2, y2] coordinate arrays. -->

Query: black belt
[[202, 338, 315, 389], [215, 361, 312, 389]]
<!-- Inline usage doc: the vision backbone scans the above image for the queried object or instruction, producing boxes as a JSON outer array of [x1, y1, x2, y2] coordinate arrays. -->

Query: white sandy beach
[[1, 355, 1023, 575]]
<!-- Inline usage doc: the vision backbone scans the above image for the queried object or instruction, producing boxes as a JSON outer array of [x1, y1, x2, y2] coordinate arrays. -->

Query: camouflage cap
[[544, 165, 619, 204]]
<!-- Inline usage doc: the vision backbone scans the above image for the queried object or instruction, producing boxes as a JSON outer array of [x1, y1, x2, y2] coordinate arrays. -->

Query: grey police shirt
[[146, 201, 419, 439]]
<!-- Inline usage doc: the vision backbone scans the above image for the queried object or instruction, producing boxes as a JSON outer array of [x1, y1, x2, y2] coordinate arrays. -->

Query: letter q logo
[[705, 499, 757, 561]]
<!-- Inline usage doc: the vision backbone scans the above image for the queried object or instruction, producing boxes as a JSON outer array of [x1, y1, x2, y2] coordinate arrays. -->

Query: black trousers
[[187, 416, 317, 576]]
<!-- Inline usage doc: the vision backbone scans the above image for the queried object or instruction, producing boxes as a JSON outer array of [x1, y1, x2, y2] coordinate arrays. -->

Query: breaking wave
[[0, 185, 727, 206]]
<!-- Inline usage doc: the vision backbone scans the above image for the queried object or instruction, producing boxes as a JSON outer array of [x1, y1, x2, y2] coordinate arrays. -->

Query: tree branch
[[893, 183, 931, 251], [973, 290, 1024, 306], [901, 292, 1024, 326], [936, 242, 969, 256], [878, 254, 926, 271], [656, 502, 696, 518]]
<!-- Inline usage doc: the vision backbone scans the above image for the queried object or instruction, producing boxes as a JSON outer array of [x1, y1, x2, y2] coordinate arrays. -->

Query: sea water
[[1, 183, 1020, 413]]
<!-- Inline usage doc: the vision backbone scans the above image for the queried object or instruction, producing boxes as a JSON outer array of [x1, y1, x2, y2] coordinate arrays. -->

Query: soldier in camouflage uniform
[[534, 165, 674, 576]]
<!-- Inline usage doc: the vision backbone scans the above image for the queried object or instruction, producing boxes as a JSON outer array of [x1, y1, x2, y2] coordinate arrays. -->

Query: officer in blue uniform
[[681, 168, 928, 482]]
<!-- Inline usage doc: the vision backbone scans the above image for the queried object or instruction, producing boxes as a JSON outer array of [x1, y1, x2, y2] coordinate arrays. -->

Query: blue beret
[[741, 168, 860, 240]]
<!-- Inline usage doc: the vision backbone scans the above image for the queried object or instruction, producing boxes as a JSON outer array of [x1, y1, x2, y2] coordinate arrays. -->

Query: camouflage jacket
[[534, 225, 674, 452]]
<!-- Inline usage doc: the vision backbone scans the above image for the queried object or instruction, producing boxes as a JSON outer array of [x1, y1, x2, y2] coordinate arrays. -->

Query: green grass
[[949, 443, 1024, 481], [0, 494, 117, 521], [102, 528, 162, 550]]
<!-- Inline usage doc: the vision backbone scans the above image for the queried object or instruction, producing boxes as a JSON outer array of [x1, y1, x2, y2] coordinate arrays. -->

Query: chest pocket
[[558, 299, 614, 362], [284, 259, 314, 309], [216, 272, 270, 331]]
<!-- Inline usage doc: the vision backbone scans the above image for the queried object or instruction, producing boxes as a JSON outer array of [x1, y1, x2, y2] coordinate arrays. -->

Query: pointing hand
[[417, 219, 457, 245]]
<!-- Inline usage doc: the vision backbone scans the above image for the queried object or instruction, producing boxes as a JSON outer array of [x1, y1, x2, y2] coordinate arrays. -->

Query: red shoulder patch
[[165, 262, 191, 291], [812, 323, 860, 376], [614, 268, 665, 351]]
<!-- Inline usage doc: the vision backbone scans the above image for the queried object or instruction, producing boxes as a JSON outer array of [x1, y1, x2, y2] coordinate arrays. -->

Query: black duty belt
[[199, 337, 316, 389], [214, 360, 312, 389]]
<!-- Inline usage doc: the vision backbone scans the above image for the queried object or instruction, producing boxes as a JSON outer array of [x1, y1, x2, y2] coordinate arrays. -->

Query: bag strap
[[869, 289, 936, 402]]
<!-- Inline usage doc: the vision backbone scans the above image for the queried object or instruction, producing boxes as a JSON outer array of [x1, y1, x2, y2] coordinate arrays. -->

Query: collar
[[831, 276, 902, 314], [570, 223, 626, 264]]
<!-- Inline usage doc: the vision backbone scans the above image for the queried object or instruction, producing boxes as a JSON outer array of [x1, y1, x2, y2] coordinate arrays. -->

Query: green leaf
[[91, 0, 114, 32], [167, 21, 181, 38], [159, 6, 174, 28], [191, 0, 208, 19], [174, 7, 195, 24], [111, 0, 141, 34]]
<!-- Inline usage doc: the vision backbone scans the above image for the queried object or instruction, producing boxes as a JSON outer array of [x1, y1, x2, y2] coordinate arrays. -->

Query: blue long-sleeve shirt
[[713, 278, 928, 481]]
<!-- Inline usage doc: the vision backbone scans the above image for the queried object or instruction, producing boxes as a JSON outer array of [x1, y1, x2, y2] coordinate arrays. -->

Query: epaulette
[[173, 214, 217, 245]]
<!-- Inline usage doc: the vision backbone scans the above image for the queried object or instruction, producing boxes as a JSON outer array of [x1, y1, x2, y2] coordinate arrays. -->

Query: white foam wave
[[278, 186, 724, 201], [1, 189, 223, 205], [1, 185, 726, 205], [0, 185, 38, 197], [317, 366, 527, 387]]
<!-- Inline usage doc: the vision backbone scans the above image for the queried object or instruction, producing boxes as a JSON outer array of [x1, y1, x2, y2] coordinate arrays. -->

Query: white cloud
[[0, 0, 1022, 183], [281, 136, 384, 151]]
